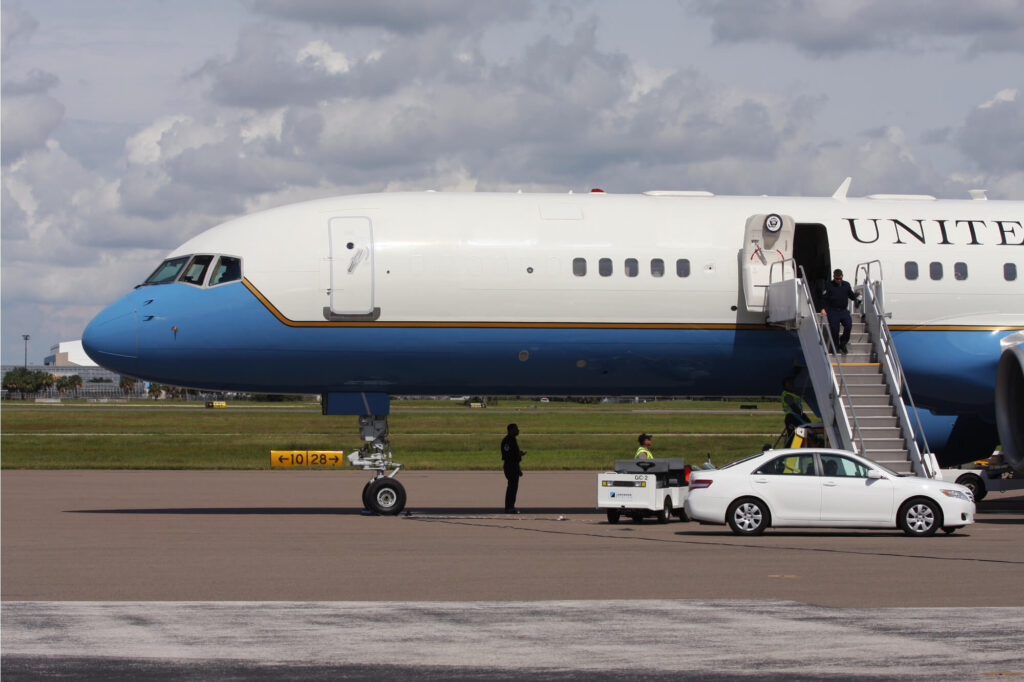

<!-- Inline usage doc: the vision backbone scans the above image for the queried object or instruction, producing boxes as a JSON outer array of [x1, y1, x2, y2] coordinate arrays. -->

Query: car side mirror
[[867, 470, 883, 479]]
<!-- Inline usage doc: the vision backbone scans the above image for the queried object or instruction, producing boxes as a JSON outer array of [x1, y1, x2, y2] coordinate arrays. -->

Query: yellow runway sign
[[271, 450, 345, 468]]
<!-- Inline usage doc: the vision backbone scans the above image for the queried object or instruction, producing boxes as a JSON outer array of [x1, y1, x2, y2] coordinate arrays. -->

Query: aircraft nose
[[82, 292, 138, 375]]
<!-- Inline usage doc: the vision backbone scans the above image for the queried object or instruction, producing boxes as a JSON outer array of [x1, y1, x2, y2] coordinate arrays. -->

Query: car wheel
[[727, 498, 769, 536], [675, 508, 690, 522], [657, 498, 671, 524], [955, 473, 986, 502], [606, 510, 620, 524], [899, 498, 941, 537], [366, 478, 406, 516]]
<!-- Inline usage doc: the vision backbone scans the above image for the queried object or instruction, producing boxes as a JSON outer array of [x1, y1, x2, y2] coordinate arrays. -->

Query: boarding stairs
[[766, 261, 939, 477]]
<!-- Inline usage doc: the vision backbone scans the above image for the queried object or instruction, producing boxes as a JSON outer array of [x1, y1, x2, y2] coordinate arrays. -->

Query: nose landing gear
[[347, 415, 406, 515]]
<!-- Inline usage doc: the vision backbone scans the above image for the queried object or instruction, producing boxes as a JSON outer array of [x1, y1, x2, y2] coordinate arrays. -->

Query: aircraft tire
[[361, 481, 372, 510], [367, 478, 406, 516]]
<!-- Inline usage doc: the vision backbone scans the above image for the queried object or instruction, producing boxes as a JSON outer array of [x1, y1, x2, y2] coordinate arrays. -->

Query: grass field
[[0, 398, 786, 470]]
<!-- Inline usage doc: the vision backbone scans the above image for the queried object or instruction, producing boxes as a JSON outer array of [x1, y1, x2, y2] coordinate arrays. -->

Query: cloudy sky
[[2, 0, 1023, 364]]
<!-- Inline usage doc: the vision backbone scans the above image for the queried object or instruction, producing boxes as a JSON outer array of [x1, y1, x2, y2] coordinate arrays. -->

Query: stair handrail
[[854, 261, 935, 477], [792, 263, 869, 456]]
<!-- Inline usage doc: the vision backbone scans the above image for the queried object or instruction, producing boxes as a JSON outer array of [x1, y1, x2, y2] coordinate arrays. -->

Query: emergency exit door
[[328, 217, 375, 316]]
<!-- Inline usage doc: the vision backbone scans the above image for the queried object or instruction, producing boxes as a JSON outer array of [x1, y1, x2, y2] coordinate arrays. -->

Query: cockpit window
[[209, 256, 242, 286], [141, 254, 242, 287], [144, 256, 190, 285], [179, 255, 214, 286]]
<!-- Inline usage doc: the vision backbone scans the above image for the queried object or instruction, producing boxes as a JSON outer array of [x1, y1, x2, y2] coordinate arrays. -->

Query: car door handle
[[823, 481, 837, 487], [754, 477, 768, 484]]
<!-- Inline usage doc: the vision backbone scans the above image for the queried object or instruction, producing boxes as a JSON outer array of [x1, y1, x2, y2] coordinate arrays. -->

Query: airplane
[[82, 180, 1024, 514]]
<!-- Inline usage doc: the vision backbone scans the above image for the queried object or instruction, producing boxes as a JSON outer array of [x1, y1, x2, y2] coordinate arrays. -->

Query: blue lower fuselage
[[82, 281, 1005, 419]]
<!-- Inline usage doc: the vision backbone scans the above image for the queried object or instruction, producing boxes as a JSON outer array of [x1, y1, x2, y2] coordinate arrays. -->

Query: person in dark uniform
[[501, 423, 526, 513], [819, 268, 861, 354]]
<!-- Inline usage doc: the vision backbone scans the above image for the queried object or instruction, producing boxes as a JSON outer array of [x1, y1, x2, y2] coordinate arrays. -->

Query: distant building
[[45, 340, 96, 367], [3, 339, 136, 396]]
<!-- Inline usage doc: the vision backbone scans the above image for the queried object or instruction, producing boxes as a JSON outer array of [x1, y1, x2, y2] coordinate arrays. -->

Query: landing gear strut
[[347, 415, 406, 515]]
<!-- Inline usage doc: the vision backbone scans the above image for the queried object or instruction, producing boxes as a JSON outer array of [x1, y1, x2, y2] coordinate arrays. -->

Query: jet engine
[[996, 335, 1024, 474]]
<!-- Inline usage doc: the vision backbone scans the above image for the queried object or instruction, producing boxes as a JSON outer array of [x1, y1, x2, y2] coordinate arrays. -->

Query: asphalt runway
[[4, 470, 1024, 679]]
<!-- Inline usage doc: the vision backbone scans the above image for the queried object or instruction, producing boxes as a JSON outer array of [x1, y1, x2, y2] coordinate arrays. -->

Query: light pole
[[22, 334, 30, 367]]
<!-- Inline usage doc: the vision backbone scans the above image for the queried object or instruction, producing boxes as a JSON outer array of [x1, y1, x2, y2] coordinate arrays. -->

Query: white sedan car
[[684, 448, 975, 536]]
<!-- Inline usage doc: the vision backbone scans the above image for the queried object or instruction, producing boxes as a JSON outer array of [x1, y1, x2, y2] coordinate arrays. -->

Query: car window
[[820, 454, 874, 477], [755, 454, 816, 476]]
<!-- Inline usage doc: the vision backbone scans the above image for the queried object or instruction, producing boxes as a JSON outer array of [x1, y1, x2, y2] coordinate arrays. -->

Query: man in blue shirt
[[819, 269, 860, 354]]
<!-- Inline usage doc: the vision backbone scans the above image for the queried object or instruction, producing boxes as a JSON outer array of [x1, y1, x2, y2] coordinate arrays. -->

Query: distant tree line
[[2, 367, 56, 394], [2, 369, 142, 397]]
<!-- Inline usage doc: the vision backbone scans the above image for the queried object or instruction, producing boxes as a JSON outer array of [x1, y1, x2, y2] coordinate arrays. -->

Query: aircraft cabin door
[[741, 213, 795, 313], [327, 216, 378, 320]]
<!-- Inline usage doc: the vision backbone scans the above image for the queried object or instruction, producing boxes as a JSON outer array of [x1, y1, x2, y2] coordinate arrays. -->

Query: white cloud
[[125, 115, 195, 165], [296, 40, 350, 75], [979, 88, 1018, 108]]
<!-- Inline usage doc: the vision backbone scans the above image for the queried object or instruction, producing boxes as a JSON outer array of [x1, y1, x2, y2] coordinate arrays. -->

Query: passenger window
[[755, 455, 816, 476], [905, 261, 919, 280], [179, 255, 214, 286], [599, 258, 612, 277], [573, 258, 587, 277], [821, 455, 869, 478], [929, 262, 943, 280], [625, 258, 638, 277], [650, 259, 665, 277], [954, 262, 967, 281], [676, 259, 690, 277], [144, 256, 190, 285], [1005, 263, 1017, 281], [210, 256, 242, 286]]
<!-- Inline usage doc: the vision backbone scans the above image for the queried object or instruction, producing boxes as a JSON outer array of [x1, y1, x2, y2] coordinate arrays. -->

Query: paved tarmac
[[3, 470, 1024, 679]]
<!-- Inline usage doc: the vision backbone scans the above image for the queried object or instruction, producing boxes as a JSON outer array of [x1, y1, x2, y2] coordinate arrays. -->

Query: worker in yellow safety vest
[[781, 378, 810, 434], [635, 433, 654, 459]]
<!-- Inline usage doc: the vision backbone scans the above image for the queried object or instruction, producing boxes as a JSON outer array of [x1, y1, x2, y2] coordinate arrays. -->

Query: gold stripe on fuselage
[[242, 279, 1024, 333]]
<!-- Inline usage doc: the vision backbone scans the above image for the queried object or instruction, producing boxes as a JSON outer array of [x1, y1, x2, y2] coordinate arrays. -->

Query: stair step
[[850, 406, 896, 417], [860, 427, 903, 439], [844, 393, 891, 406], [855, 414, 898, 425], [861, 437, 908, 450], [845, 375, 885, 386], [834, 363, 882, 375]]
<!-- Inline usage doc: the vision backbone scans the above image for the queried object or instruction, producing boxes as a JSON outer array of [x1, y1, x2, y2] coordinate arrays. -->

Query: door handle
[[754, 477, 768, 484], [823, 481, 837, 487]]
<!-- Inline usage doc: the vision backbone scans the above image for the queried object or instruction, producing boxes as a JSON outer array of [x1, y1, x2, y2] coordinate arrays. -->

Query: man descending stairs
[[827, 314, 915, 474]]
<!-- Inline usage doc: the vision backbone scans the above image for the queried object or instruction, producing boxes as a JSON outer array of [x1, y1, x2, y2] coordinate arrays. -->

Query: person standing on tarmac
[[501, 423, 525, 513], [635, 433, 654, 459], [819, 268, 861, 355]]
